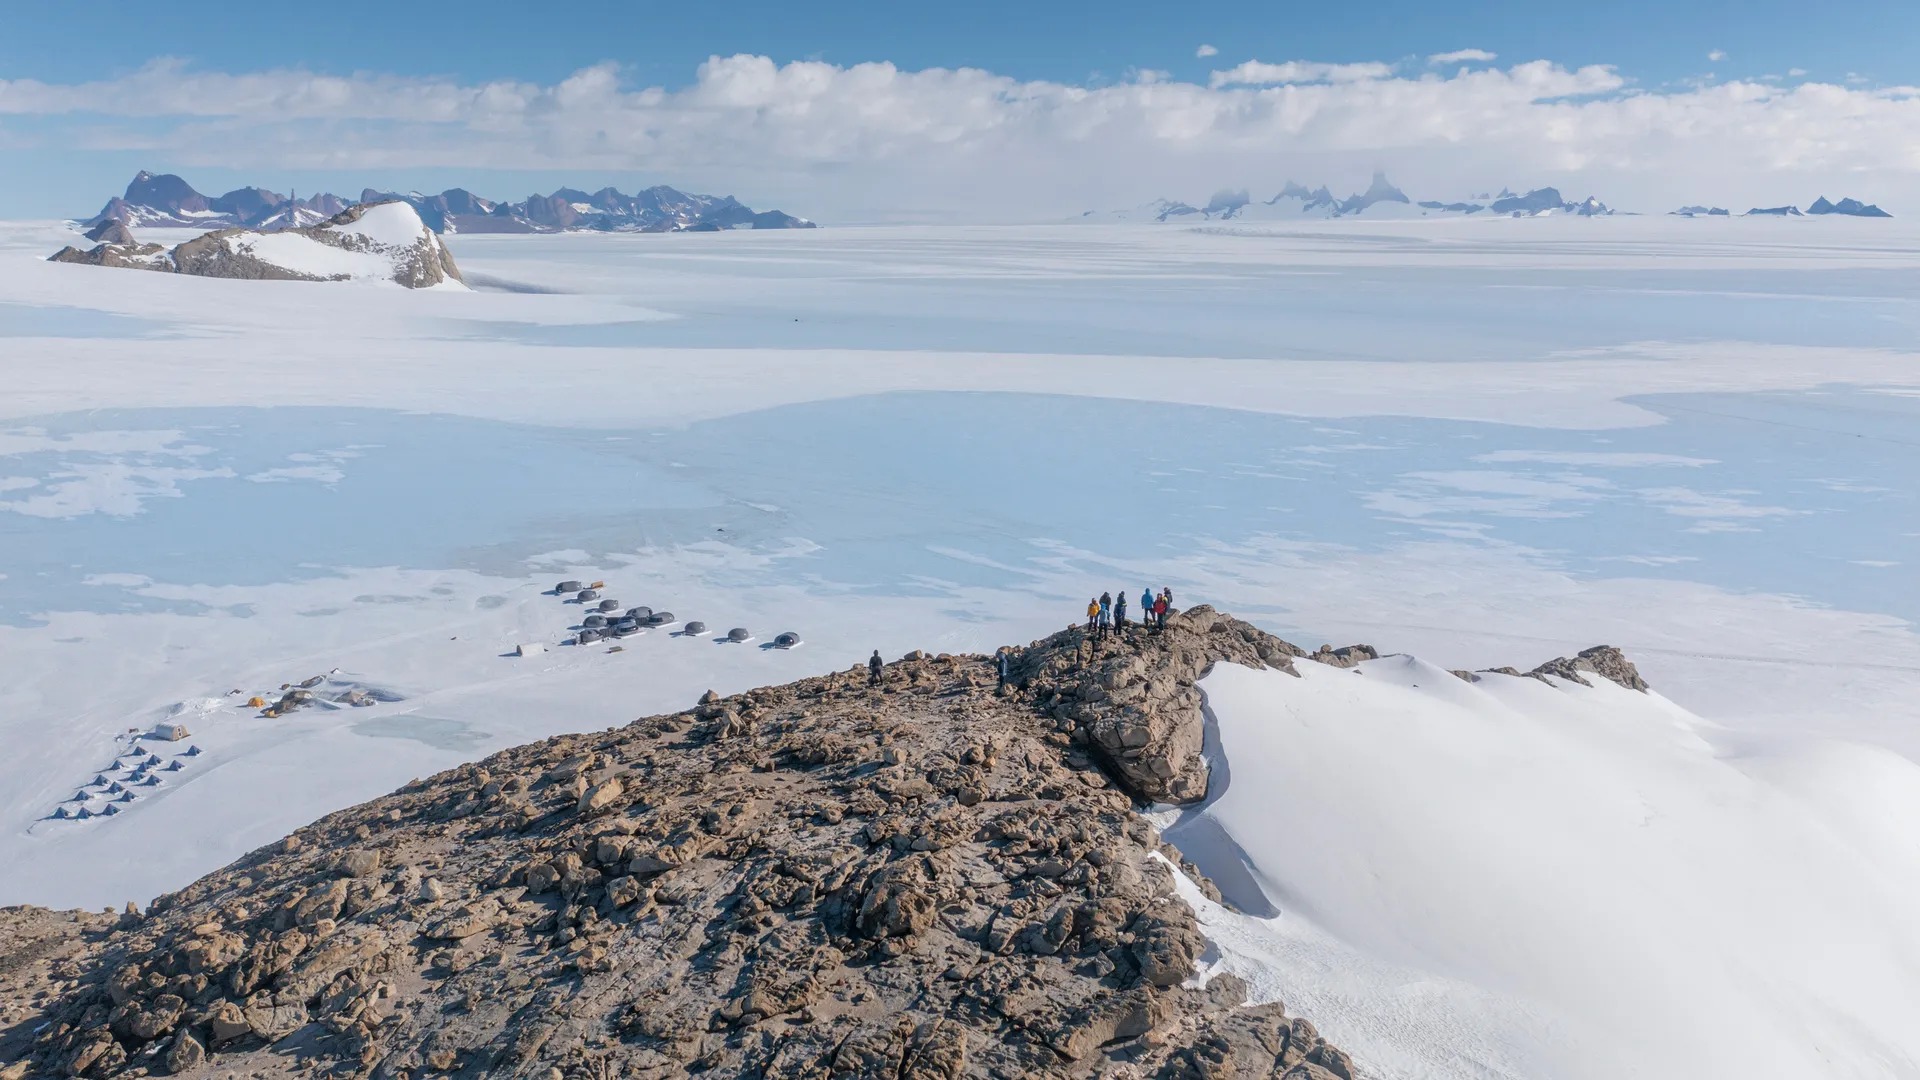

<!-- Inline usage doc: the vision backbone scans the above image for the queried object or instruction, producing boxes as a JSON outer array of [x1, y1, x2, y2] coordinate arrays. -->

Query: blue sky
[[5, 0, 1920, 220], [5, 0, 1913, 89]]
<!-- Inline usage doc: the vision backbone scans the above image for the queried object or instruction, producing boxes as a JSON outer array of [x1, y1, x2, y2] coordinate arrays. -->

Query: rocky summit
[[0, 607, 1648, 1080]]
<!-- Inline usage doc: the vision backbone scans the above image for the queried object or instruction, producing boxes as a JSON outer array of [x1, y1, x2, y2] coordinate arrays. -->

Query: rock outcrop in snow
[[51, 202, 464, 289], [0, 614, 1365, 1080], [1458, 644, 1649, 690]]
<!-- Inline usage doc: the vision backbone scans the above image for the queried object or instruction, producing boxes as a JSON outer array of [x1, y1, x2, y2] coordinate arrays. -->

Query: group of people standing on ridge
[[860, 586, 1176, 693], [1087, 587, 1173, 639]]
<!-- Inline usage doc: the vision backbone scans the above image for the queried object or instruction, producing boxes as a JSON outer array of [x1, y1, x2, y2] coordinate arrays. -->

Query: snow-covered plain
[[5, 214, 1920, 1077]]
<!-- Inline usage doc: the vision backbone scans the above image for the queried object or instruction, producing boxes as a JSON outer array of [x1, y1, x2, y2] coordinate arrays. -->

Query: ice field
[[5, 215, 1920, 1077]]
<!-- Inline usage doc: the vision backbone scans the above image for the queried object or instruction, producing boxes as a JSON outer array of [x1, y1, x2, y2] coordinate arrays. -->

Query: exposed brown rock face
[[1, 614, 1363, 1080], [1014, 606, 1313, 804]]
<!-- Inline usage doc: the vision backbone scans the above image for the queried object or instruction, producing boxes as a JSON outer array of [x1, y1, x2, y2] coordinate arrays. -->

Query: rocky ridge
[[0, 608, 1649, 1080]]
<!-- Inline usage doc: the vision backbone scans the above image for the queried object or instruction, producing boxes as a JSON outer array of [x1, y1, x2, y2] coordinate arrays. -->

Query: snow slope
[[1173, 658, 1920, 1078]]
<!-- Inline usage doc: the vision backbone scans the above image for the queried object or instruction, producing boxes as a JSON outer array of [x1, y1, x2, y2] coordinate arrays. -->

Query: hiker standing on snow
[[868, 650, 884, 686]]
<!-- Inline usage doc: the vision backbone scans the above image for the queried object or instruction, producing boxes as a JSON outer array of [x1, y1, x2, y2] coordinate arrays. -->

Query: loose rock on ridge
[[1, 604, 1647, 1080]]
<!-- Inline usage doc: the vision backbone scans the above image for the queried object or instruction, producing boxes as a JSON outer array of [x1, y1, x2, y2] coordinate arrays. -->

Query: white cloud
[[1207, 60, 1396, 88], [1789, 67, 1808, 77], [1429, 49, 1498, 65], [1709, 49, 1728, 62], [1196, 44, 1218, 59], [10, 54, 1920, 219]]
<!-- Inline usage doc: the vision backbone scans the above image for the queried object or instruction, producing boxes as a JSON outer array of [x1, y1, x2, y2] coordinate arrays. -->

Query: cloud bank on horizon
[[5, 51, 1920, 219]]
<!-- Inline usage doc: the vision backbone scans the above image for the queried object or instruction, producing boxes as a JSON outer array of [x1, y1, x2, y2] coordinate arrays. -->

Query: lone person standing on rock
[[868, 650, 884, 686], [997, 647, 1013, 690]]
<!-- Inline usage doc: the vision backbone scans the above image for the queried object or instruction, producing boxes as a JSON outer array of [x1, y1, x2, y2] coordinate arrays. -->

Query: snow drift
[[1170, 655, 1920, 1079]]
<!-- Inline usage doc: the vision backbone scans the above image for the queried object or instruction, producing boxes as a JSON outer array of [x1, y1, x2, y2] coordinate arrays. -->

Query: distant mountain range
[[1677, 197, 1891, 218], [85, 172, 816, 234], [1083, 174, 1615, 222], [1085, 177, 1899, 224]]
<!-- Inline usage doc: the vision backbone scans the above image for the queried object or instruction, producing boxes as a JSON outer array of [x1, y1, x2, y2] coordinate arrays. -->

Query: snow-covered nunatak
[[49, 201, 466, 290]]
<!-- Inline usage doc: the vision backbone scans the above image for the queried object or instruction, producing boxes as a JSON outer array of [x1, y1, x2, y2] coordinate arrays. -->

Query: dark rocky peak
[[1204, 188, 1251, 216], [520, 193, 579, 228], [1490, 187, 1565, 214], [207, 186, 288, 221], [304, 192, 352, 217], [123, 171, 208, 213], [1808, 195, 1892, 217], [83, 219, 135, 244], [1335, 171, 1409, 215]]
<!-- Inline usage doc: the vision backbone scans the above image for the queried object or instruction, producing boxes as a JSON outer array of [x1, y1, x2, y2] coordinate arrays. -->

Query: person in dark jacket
[[868, 650, 884, 686], [1114, 590, 1128, 633], [1098, 592, 1112, 637], [996, 647, 1012, 689]]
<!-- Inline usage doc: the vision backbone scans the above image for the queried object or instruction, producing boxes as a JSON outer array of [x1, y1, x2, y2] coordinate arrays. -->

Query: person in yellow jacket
[[1086, 598, 1100, 636]]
